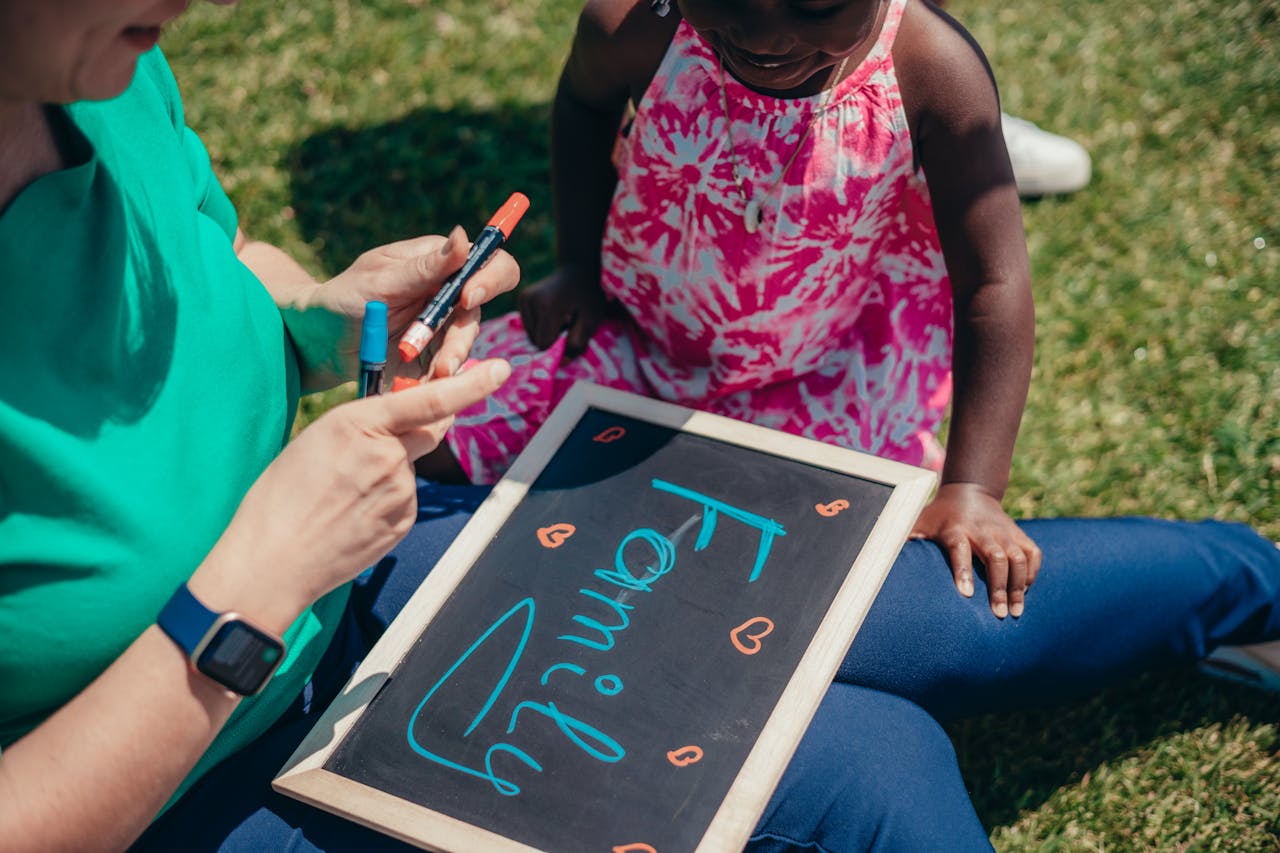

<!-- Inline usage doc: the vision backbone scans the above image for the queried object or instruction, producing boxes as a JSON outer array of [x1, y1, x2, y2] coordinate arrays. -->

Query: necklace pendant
[[744, 198, 762, 234]]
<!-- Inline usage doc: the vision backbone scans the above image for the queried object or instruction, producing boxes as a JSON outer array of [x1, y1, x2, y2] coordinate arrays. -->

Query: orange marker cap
[[391, 376, 419, 392], [486, 192, 530, 239]]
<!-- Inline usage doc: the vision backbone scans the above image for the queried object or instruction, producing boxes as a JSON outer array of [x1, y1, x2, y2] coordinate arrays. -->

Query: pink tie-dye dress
[[446, 0, 952, 484]]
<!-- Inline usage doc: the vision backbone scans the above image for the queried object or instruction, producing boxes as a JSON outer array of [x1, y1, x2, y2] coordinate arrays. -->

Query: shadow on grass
[[286, 102, 560, 318], [950, 666, 1280, 830]]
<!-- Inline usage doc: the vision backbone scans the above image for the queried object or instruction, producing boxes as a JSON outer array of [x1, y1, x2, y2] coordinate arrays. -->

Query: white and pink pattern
[[446, 0, 952, 484]]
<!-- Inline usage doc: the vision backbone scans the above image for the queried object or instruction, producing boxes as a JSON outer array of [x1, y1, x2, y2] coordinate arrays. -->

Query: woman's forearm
[[0, 627, 240, 852], [235, 232, 350, 392]]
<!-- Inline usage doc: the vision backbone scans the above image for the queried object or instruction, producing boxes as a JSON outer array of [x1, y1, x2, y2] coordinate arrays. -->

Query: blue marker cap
[[359, 301, 388, 365]]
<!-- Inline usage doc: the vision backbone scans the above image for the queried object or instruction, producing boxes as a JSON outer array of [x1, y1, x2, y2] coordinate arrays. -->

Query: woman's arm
[[233, 230, 344, 391], [0, 626, 239, 853], [0, 365, 512, 851]]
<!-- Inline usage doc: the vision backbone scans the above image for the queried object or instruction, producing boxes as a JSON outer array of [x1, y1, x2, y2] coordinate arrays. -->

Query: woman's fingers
[[461, 248, 521, 309], [428, 305, 483, 379], [376, 359, 511, 459]]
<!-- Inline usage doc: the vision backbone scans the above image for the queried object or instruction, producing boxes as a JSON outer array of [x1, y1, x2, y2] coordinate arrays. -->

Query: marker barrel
[[397, 193, 529, 363], [358, 300, 388, 397], [358, 364, 384, 398]]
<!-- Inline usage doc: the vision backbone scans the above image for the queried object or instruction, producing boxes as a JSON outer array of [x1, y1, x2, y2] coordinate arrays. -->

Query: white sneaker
[[1200, 642, 1280, 693], [1001, 113, 1092, 197]]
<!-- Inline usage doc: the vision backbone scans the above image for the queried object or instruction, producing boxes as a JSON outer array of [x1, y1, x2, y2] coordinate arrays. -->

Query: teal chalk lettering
[[406, 598, 536, 795], [507, 700, 627, 763], [593, 528, 676, 592], [594, 674, 624, 696], [558, 588, 635, 651], [650, 479, 786, 582], [540, 662, 586, 686]]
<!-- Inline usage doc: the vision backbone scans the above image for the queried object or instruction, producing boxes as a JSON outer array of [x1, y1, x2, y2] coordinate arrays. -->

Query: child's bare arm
[[521, 0, 677, 353], [896, 0, 1040, 617]]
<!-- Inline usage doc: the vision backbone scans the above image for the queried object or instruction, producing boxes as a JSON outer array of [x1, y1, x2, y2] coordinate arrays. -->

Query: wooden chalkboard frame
[[274, 382, 938, 852]]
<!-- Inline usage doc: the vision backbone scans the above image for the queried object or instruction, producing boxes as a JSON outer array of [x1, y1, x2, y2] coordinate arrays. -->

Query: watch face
[[196, 620, 285, 695]]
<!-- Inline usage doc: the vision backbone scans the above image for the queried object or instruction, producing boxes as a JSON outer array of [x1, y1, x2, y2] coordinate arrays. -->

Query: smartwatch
[[156, 583, 286, 696]]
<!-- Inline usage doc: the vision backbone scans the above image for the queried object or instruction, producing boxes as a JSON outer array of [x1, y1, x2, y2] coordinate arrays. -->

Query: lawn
[[167, 0, 1279, 847]]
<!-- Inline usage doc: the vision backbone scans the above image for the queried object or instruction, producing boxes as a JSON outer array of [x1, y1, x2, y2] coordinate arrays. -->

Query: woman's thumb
[[412, 225, 470, 291]]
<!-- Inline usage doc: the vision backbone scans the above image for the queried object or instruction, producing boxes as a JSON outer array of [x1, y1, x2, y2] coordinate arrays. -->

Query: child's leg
[[838, 518, 1280, 720], [351, 485, 996, 849], [412, 441, 470, 484], [749, 683, 992, 852]]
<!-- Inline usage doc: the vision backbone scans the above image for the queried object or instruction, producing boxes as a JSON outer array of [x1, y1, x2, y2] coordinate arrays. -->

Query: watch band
[[156, 582, 286, 696], [157, 582, 216, 659]]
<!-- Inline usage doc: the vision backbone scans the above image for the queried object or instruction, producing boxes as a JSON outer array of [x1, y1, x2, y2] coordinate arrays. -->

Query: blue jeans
[[134, 484, 1280, 852]]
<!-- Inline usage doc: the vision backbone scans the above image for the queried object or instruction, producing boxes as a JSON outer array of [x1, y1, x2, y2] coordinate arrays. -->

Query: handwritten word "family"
[[404, 478, 786, 796]]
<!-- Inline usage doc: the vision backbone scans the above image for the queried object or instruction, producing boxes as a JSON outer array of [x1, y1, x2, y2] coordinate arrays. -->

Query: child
[[429, 0, 1040, 618]]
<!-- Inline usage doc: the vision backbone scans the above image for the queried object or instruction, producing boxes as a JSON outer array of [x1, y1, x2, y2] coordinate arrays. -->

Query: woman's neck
[[0, 100, 65, 214]]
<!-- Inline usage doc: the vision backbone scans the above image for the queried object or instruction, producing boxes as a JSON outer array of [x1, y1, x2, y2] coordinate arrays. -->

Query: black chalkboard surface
[[274, 383, 936, 852]]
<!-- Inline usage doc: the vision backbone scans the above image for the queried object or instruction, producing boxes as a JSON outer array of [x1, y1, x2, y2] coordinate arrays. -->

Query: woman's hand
[[188, 360, 512, 632], [250, 228, 520, 391], [911, 482, 1042, 619], [518, 265, 609, 356]]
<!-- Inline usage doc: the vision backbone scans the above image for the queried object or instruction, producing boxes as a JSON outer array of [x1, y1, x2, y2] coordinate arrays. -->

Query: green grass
[[167, 0, 1279, 846]]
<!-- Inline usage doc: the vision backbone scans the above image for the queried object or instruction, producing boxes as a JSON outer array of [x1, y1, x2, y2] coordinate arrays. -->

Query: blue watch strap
[[157, 583, 218, 658]]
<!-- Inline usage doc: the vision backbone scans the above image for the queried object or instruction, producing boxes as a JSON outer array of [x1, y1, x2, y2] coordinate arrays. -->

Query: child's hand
[[911, 483, 1042, 619], [518, 266, 609, 356]]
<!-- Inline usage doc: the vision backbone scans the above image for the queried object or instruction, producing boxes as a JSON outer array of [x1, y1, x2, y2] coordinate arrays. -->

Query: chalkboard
[[274, 382, 936, 852]]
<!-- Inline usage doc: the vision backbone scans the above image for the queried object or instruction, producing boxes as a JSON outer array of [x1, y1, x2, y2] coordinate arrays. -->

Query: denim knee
[[749, 686, 990, 852]]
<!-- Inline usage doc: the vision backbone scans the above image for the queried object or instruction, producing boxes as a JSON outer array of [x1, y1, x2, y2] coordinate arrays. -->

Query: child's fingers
[[946, 537, 975, 598], [980, 539, 1010, 619], [1004, 530, 1042, 618], [1023, 534, 1044, 587], [1006, 547, 1030, 618], [518, 295, 555, 349], [565, 315, 594, 358], [537, 306, 571, 351]]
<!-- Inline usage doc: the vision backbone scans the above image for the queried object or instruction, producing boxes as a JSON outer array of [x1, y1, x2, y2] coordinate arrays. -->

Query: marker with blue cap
[[358, 300, 388, 398]]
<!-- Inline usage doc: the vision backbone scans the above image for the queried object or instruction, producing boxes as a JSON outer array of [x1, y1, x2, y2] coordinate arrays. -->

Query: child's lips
[[725, 45, 805, 71], [717, 42, 817, 90]]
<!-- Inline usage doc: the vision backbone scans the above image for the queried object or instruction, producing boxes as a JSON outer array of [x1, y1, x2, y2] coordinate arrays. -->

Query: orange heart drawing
[[730, 616, 775, 655], [613, 845, 657, 853], [536, 523, 576, 549], [666, 745, 704, 767], [594, 426, 627, 443], [815, 499, 850, 517]]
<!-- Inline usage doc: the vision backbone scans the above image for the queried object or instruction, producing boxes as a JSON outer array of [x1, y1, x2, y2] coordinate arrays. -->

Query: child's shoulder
[[569, 0, 680, 103], [894, 0, 996, 89], [894, 0, 1002, 131]]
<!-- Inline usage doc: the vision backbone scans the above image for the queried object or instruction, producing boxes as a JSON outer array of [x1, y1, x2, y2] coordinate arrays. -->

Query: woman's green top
[[0, 50, 347, 804]]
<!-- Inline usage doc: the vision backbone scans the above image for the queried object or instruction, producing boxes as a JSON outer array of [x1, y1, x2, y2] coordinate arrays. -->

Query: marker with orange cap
[[398, 192, 530, 363]]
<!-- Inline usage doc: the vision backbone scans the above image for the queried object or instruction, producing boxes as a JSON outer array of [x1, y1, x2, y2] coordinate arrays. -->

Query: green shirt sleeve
[[136, 49, 239, 239]]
